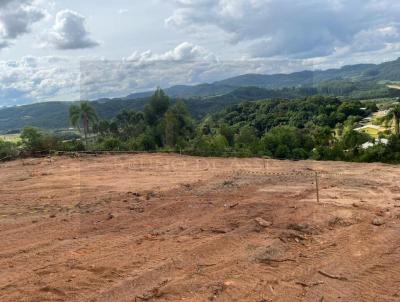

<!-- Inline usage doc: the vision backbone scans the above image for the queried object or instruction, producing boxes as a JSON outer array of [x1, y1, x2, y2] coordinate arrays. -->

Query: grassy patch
[[0, 134, 21, 143]]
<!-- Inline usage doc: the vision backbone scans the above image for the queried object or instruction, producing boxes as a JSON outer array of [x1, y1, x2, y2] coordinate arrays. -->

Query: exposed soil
[[1, 154, 400, 302]]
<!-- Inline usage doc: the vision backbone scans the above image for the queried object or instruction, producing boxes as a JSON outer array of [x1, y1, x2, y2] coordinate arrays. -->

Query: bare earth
[[1, 154, 400, 302]]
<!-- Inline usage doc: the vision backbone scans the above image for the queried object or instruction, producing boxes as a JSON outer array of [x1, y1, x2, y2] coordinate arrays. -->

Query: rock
[[254, 239, 290, 264], [107, 213, 114, 220], [255, 217, 272, 227], [372, 217, 385, 226], [288, 223, 314, 234]]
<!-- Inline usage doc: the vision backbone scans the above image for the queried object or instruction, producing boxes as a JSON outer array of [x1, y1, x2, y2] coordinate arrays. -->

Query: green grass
[[0, 134, 21, 143]]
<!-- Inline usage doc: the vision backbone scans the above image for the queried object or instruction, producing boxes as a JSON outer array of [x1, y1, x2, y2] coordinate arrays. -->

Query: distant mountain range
[[125, 57, 400, 99], [1, 57, 400, 133]]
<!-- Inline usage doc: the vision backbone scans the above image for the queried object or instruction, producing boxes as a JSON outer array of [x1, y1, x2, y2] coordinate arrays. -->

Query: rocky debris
[[372, 217, 385, 226], [254, 239, 295, 265], [201, 227, 228, 234], [255, 217, 272, 227], [222, 180, 235, 187], [208, 282, 226, 301], [145, 191, 156, 200], [328, 216, 358, 228], [279, 230, 307, 243], [181, 183, 192, 190], [288, 223, 315, 234], [128, 205, 145, 213], [135, 280, 168, 301]]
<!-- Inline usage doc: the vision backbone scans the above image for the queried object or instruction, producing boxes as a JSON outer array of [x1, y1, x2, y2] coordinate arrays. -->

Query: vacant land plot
[[0, 154, 400, 301]]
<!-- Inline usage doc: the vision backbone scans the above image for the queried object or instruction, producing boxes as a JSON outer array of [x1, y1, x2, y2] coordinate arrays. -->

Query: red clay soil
[[0, 154, 400, 302]]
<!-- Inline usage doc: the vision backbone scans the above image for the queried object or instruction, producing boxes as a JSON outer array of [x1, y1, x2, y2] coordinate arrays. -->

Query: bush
[[100, 137, 126, 151], [20, 126, 59, 153], [135, 131, 157, 151], [57, 140, 85, 152], [262, 126, 313, 159], [191, 134, 229, 156], [0, 139, 19, 159], [292, 148, 309, 160], [341, 130, 371, 149]]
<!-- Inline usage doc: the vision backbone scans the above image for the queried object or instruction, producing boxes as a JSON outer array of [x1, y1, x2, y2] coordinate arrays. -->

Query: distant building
[[354, 125, 383, 137], [361, 138, 389, 150]]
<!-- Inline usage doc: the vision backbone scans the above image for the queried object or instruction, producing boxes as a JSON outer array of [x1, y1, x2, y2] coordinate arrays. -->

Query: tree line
[[1, 88, 400, 163]]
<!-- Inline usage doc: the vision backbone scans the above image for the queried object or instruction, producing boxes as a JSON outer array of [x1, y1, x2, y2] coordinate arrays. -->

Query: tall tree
[[383, 104, 400, 137], [165, 100, 194, 148], [69, 102, 98, 146], [115, 110, 146, 140], [144, 88, 170, 126]]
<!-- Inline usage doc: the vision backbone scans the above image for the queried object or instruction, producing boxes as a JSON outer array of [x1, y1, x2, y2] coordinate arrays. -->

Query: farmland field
[[1, 154, 400, 301]]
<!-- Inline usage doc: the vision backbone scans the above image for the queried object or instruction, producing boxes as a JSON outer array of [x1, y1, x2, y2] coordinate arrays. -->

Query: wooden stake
[[315, 171, 320, 203]]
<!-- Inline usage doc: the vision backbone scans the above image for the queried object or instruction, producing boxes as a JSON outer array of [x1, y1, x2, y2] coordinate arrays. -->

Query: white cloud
[[47, 9, 99, 50], [166, 0, 400, 59], [0, 0, 46, 49], [127, 42, 214, 62], [0, 55, 79, 106]]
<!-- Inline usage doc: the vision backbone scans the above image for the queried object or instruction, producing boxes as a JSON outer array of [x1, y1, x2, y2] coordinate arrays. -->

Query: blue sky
[[1, 0, 400, 106]]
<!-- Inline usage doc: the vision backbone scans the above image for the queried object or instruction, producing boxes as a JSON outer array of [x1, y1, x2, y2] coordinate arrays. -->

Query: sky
[[1, 0, 400, 106]]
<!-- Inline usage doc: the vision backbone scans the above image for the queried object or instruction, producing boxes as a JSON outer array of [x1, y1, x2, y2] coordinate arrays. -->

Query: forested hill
[[0, 87, 316, 133]]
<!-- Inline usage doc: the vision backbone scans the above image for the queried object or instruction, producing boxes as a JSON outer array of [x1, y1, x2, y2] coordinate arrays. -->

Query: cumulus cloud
[[0, 0, 46, 48], [127, 42, 214, 62], [0, 56, 80, 106], [47, 10, 99, 50], [166, 0, 400, 59]]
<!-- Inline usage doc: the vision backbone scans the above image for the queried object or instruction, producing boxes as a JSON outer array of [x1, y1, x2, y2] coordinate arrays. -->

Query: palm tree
[[382, 104, 400, 137], [69, 102, 98, 146]]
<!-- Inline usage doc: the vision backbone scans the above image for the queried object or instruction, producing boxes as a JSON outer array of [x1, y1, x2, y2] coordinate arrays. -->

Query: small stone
[[255, 217, 272, 227], [372, 217, 385, 226]]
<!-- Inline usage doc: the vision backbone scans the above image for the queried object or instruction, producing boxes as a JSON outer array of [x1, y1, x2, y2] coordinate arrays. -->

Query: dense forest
[[2, 88, 400, 164]]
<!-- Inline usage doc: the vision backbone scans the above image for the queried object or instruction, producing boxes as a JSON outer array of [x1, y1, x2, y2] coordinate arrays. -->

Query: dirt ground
[[1, 154, 400, 302]]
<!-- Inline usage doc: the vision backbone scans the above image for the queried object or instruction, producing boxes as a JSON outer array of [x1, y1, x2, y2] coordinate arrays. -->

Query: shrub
[[101, 137, 125, 151], [57, 140, 85, 152], [0, 139, 19, 159], [20, 127, 59, 153]]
